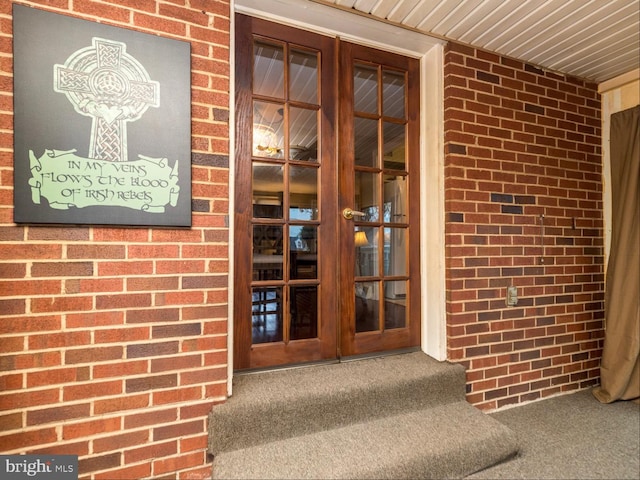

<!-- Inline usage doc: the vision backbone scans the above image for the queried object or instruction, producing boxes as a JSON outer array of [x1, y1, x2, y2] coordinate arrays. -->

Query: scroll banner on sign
[[28, 149, 179, 213]]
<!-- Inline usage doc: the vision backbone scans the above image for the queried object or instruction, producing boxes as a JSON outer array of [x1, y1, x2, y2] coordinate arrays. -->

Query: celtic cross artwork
[[54, 37, 160, 163], [13, 5, 191, 226]]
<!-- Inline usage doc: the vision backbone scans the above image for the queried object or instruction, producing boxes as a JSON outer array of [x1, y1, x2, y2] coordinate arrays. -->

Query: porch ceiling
[[317, 0, 640, 84]]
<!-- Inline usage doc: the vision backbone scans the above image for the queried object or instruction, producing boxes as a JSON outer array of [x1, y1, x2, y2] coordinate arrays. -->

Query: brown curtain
[[593, 105, 640, 404]]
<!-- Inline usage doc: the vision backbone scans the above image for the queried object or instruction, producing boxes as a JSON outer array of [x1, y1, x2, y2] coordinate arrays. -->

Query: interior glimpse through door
[[234, 15, 420, 370]]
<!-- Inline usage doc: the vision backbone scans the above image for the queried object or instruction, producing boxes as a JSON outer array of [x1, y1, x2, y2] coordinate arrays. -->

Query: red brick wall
[[443, 42, 604, 410], [0, 3, 608, 476], [0, 1, 230, 478]]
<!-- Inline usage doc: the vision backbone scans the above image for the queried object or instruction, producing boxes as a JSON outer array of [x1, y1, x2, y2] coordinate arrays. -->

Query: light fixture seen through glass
[[253, 123, 281, 156], [355, 230, 369, 247]]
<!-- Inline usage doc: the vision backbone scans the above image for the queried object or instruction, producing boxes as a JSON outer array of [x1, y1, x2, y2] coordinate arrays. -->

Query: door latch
[[342, 208, 366, 220]]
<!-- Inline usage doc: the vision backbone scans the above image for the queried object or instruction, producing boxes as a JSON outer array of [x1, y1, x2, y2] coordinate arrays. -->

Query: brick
[[514, 195, 536, 204], [126, 374, 178, 393], [94, 394, 150, 415], [63, 380, 123, 402], [65, 346, 123, 365], [153, 451, 205, 476], [94, 326, 150, 344], [127, 244, 180, 259], [490, 193, 513, 203], [0, 412, 23, 430], [93, 360, 149, 380], [0, 244, 62, 260], [98, 260, 154, 276], [1, 351, 61, 372], [127, 341, 179, 359], [501, 205, 523, 214], [180, 433, 208, 453], [64, 277, 124, 294], [182, 304, 228, 322], [0, 387, 61, 413], [126, 307, 181, 323], [152, 323, 202, 339], [151, 354, 202, 373], [182, 275, 227, 289], [94, 429, 150, 454], [466, 346, 490, 357], [0, 373, 23, 391], [31, 296, 93, 313], [448, 143, 467, 154], [156, 260, 207, 274], [95, 463, 151, 480], [0, 263, 26, 278], [78, 453, 122, 478], [127, 276, 180, 291], [62, 417, 120, 440], [66, 311, 124, 328], [31, 262, 93, 277], [27, 367, 88, 388], [0, 428, 58, 452], [180, 366, 226, 386], [29, 331, 91, 350], [124, 440, 178, 465], [152, 386, 202, 406], [67, 245, 125, 259], [153, 419, 203, 441], [1, 336, 25, 353], [92, 229, 150, 243], [0, 227, 25, 241], [96, 293, 152, 310], [124, 408, 178, 431]]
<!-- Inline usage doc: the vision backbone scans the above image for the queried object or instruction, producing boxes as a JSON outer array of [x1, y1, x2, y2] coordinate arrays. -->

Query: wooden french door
[[337, 43, 421, 357], [234, 15, 420, 370]]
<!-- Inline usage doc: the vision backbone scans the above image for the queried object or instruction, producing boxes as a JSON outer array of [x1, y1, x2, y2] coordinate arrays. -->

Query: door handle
[[342, 208, 366, 220]]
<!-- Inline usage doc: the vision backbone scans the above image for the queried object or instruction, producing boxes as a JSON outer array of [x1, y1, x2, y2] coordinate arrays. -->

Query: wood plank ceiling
[[316, 0, 640, 83]]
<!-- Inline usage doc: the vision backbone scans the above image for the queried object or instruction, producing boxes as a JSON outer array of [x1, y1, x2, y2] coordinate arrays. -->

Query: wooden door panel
[[234, 15, 337, 370], [338, 42, 421, 357]]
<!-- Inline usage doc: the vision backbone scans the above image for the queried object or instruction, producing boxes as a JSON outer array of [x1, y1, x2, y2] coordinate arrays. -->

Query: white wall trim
[[421, 44, 447, 361], [227, 0, 237, 397], [599, 75, 640, 279], [235, 0, 444, 57], [598, 68, 640, 94]]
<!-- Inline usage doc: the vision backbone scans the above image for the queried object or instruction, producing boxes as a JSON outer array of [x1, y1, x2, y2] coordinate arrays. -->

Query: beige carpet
[[209, 352, 519, 479], [469, 388, 640, 479]]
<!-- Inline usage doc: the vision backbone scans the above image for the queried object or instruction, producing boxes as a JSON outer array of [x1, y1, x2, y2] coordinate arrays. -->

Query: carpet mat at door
[[208, 352, 519, 479]]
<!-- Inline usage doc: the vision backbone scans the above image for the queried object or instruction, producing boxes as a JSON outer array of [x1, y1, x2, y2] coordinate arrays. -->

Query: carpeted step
[[212, 400, 519, 479], [208, 352, 467, 454]]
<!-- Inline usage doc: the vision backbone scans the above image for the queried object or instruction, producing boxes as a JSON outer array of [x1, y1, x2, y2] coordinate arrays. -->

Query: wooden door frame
[[227, 1, 448, 394]]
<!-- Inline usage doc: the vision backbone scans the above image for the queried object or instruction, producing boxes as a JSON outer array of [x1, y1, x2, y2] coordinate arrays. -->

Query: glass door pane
[[351, 62, 411, 334]]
